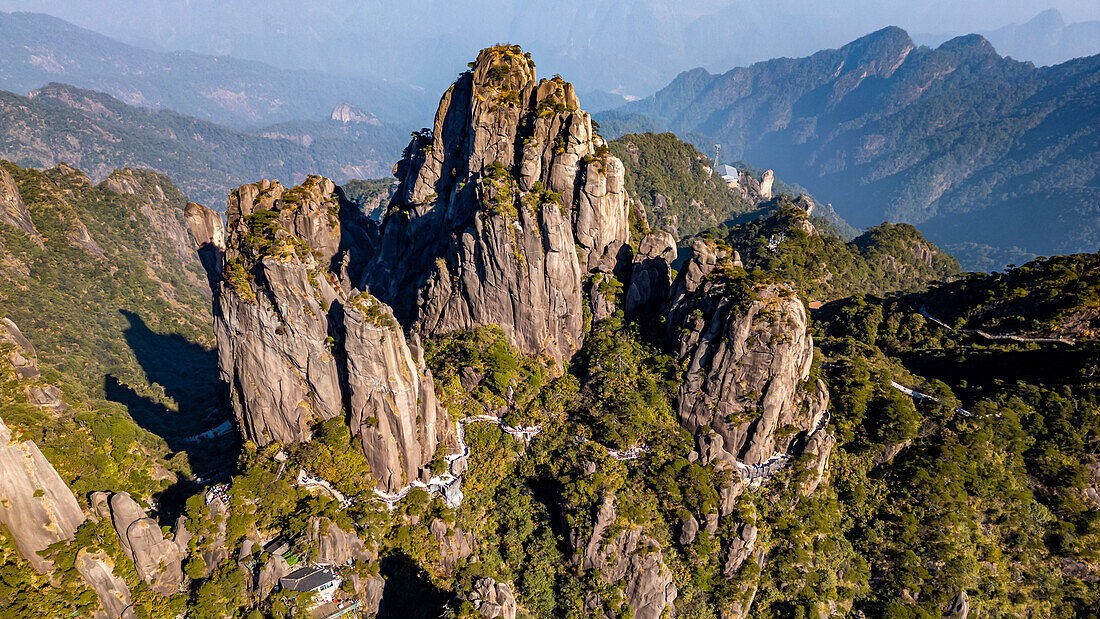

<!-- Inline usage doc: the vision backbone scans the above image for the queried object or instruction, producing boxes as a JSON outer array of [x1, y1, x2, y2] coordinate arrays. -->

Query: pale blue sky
[[2, 0, 1097, 97]]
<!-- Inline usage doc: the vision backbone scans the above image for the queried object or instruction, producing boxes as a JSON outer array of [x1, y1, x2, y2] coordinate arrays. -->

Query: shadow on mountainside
[[377, 551, 450, 618], [105, 310, 235, 478]]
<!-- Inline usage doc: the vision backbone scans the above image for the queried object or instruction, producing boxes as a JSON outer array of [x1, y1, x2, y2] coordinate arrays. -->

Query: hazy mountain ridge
[[0, 82, 405, 207], [613, 27, 1100, 270], [0, 10, 431, 127], [920, 9, 1100, 67]]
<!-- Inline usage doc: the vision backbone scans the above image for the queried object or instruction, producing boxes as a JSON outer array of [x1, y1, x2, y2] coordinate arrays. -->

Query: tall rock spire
[[365, 45, 631, 367]]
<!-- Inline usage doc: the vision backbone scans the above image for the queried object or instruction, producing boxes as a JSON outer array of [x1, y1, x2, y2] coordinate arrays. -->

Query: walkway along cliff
[[187, 44, 836, 619]]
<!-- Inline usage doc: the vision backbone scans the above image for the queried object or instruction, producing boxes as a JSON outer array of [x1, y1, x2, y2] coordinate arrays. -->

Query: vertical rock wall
[[189, 175, 453, 491], [366, 45, 631, 366], [666, 239, 830, 466]]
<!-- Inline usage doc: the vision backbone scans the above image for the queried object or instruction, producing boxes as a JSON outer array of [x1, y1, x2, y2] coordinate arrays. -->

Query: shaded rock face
[[465, 577, 517, 619], [76, 548, 132, 619], [723, 522, 758, 577], [0, 165, 41, 243], [356, 575, 385, 616], [106, 492, 185, 595], [345, 299, 450, 492], [0, 415, 84, 573], [256, 553, 291, 600], [667, 239, 829, 466], [430, 518, 473, 574], [310, 517, 373, 566], [2, 317, 40, 380], [188, 177, 453, 492], [365, 46, 630, 366], [625, 230, 677, 316], [576, 495, 678, 619], [184, 202, 225, 287]]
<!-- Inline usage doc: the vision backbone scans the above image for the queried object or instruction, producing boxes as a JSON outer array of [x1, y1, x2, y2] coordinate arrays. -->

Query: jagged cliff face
[[0, 165, 41, 244], [198, 177, 347, 445], [667, 239, 831, 467], [344, 295, 449, 491], [189, 175, 452, 491], [0, 320, 84, 574], [365, 45, 630, 365]]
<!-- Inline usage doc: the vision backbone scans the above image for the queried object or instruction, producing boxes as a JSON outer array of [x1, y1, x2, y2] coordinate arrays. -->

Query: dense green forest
[[0, 150, 1096, 618], [709, 198, 960, 303]]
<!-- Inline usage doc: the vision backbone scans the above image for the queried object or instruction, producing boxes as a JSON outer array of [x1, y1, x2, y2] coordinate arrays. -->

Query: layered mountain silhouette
[[605, 26, 1100, 270]]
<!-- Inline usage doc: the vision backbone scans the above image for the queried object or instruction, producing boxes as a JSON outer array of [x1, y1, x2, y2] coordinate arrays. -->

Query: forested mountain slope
[[610, 27, 1100, 270], [0, 43, 1096, 619], [609, 131, 855, 241], [710, 198, 960, 303], [0, 83, 405, 207], [807, 254, 1100, 615], [0, 160, 225, 474]]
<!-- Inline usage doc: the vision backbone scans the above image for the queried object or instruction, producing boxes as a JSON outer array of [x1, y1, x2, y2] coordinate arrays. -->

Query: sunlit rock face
[[366, 45, 630, 367]]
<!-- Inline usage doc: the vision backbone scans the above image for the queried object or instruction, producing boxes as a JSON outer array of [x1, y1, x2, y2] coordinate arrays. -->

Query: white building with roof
[[715, 164, 740, 187], [279, 565, 342, 607]]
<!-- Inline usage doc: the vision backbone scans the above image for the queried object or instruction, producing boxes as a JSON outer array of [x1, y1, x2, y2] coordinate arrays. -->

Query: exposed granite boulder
[[759, 169, 774, 200], [679, 513, 699, 545], [666, 239, 829, 466], [365, 45, 630, 366], [331, 102, 381, 125], [576, 495, 677, 619], [792, 194, 816, 218], [430, 518, 473, 574], [2, 317, 40, 380], [723, 522, 758, 577], [90, 491, 113, 521], [0, 165, 41, 244], [310, 517, 373, 566], [184, 202, 225, 287], [107, 492, 185, 595], [1086, 462, 1100, 508], [0, 415, 84, 572], [256, 553, 291, 600], [353, 573, 386, 616], [801, 426, 836, 495], [947, 590, 970, 619], [76, 548, 133, 619], [625, 230, 677, 316], [465, 577, 517, 619], [173, 515, 192, 555], [587, 272, 619, 322], [0, 316, 60, 414], [189, 177, 452, 491], [345, 295, 451, 492]]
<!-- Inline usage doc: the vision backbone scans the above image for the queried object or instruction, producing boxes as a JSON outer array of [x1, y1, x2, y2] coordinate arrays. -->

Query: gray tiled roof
[[279, 566, 338, 592]]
